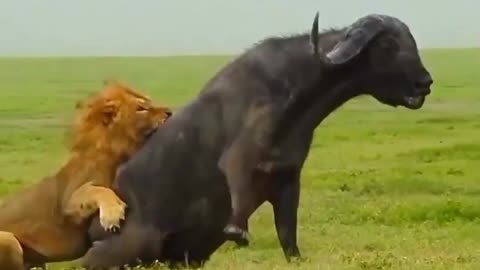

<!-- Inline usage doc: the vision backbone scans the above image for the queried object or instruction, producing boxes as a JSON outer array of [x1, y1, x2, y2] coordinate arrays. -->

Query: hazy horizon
[[1, 0, 478, 57]]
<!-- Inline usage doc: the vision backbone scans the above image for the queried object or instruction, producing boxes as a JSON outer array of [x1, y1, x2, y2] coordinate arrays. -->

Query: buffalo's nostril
[[416, 74, 433, 88]]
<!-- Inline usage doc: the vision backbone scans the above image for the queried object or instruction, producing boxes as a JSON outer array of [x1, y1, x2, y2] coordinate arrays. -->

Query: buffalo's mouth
[[401, 75, 432, 110], [402, 95, 426, 109]]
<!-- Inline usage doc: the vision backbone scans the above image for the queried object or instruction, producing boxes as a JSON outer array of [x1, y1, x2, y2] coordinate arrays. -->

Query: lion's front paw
[[99, 199, 126, 232]]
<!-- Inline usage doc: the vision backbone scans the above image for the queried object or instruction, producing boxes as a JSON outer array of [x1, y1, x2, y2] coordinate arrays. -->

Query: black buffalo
[[82, 13, 433, 269]]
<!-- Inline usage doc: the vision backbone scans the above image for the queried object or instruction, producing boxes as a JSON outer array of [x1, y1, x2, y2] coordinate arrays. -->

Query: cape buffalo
[[82, 12, 433, 269]]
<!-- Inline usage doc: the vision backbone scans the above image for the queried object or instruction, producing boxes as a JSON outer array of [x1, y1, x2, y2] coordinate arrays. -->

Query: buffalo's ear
[[310, 12, 319, 56], [101, 99, 120, 125], [326, 15, 388, 65]]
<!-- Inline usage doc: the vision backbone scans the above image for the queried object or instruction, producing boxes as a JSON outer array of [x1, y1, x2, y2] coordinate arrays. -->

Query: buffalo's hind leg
[[0, 231, 24, 270], [82, 221, 166, 270], [24, 263, 46, 270]]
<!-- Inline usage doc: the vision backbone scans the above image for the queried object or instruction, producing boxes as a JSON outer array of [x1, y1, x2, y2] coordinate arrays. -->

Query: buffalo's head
[[311, 13, 433, 110]]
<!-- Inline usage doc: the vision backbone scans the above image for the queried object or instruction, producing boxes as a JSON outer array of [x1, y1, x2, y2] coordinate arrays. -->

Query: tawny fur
[[0, 81, 172, 268]]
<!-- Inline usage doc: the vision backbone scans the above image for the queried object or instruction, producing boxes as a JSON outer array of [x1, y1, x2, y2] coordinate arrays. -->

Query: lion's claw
[[99, 201, 126, 232]]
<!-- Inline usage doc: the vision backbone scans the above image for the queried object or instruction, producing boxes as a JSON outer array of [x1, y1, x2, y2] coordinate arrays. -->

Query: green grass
[[0, 48, 479, 269]]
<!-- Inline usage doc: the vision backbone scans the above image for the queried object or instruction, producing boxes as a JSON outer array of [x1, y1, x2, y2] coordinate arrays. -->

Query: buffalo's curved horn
[[326, 15, 390, 65], [310, 12, 319, 56]]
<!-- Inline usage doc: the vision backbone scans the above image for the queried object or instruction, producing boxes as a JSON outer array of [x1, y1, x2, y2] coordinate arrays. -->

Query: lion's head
[[70, 80, 172, 161]]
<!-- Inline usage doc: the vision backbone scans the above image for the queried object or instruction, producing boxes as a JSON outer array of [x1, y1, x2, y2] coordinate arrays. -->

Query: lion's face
[[71, 81, 172, 159], [104, 85, 172, 139]]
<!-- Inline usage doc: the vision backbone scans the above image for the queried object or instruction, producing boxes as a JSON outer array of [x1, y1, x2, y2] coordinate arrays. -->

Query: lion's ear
[[103, 78, 117, 86], [103, 79, 126, 89], [75, 100, 83, 109], [102, 100, 120, 125]]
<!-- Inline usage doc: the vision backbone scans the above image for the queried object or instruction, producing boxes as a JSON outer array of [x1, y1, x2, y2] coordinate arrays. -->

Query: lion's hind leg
[[0, 231, 24, 270]]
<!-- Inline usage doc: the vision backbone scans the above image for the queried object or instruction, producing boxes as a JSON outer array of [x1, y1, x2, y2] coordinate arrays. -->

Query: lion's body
[[0, 154, 114, 262], [0, 81, 172, 269]]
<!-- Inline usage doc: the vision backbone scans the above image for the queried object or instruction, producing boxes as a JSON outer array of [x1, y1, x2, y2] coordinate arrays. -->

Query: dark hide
[[82, 13, 433, 269]]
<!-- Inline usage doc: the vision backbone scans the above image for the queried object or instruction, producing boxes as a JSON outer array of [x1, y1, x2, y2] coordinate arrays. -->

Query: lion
[[0, 81, 172, 269]]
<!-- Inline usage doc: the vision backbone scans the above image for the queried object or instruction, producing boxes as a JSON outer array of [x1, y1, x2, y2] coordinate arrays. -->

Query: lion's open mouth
[[144, 122, 161, 137], [145, 127, 157, 138], [144, 112, 173, 138]]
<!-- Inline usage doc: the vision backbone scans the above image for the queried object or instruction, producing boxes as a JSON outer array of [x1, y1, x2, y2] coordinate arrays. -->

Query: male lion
[[0, 81, 172, 269]]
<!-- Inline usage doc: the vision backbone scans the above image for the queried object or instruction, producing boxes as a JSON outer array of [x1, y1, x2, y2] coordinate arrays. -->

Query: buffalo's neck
[[295, 32, 369, 134], [246, 29, 365, 142], [274, 66, 366, 144], [301, 75, 363, 133]]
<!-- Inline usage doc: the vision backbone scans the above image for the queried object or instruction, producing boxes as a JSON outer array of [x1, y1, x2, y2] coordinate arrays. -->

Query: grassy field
[[0, 48, 479, 269]]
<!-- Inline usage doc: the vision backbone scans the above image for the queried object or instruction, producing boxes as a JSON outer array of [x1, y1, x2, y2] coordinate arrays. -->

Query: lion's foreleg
[[0, 231, 24, 270], [63, 182, 126, 232]]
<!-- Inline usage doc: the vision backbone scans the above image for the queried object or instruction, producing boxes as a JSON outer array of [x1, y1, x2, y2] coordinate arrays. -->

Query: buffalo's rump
[[89, 96, 234, 264]]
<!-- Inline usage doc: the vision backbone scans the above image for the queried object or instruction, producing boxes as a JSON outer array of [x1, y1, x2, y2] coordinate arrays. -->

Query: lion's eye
[[136, 106, 148, 112]]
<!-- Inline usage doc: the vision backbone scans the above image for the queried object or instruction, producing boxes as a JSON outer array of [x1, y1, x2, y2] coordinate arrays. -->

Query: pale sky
[[0, 0, 478, 56]]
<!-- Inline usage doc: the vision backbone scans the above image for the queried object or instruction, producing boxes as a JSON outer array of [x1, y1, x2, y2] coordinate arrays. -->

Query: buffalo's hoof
[[223, 224, 249, 244], [235, 237, 250, 247]]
